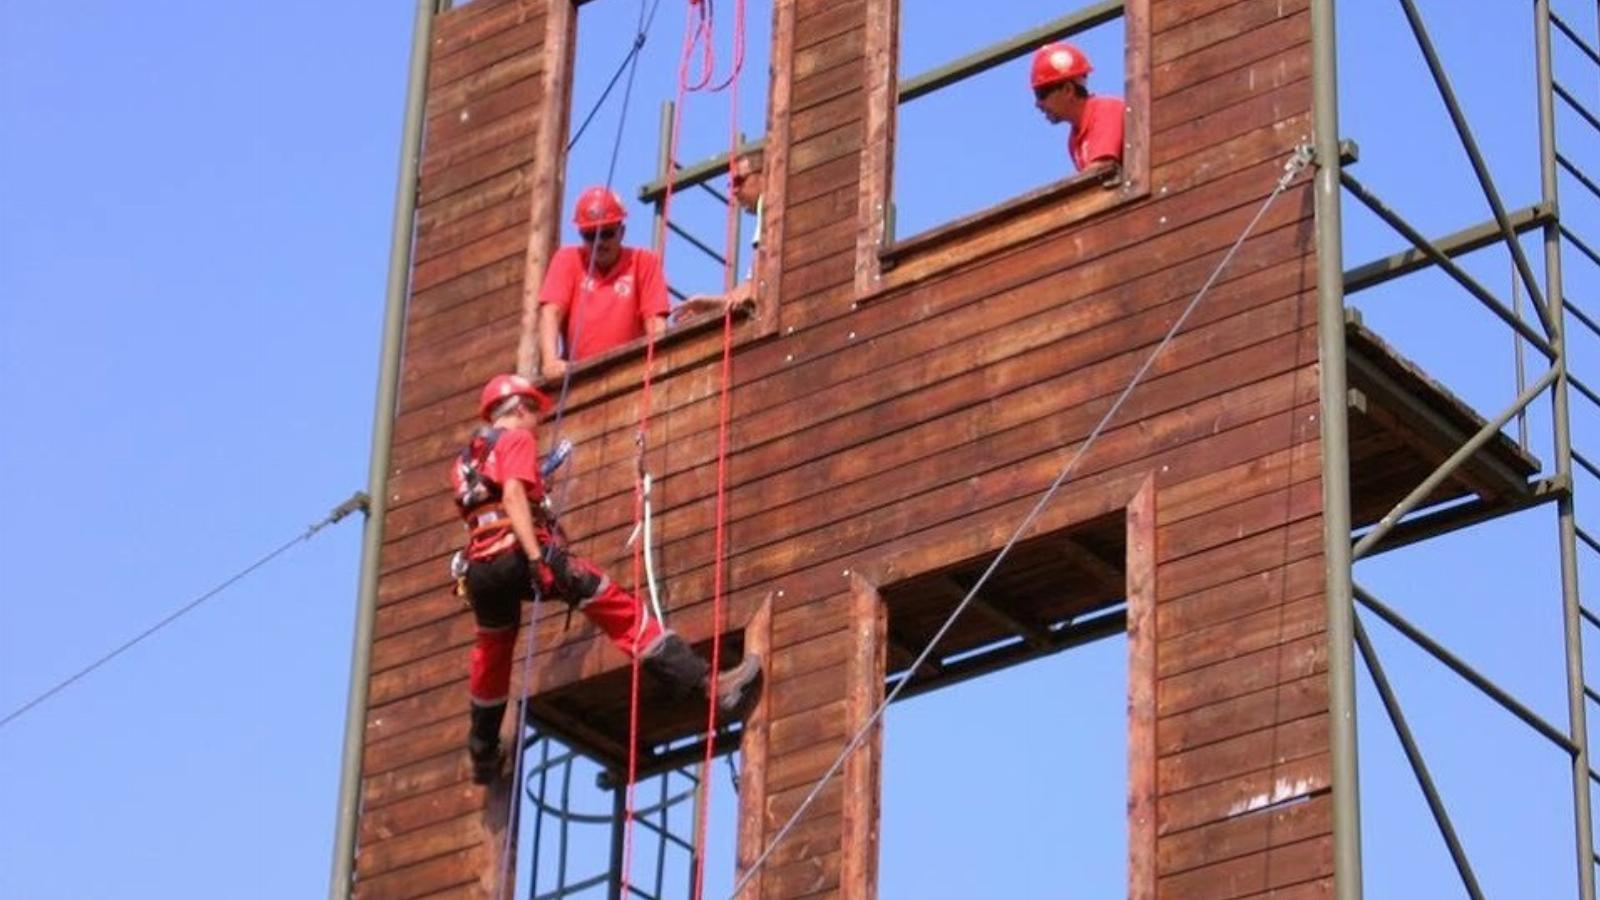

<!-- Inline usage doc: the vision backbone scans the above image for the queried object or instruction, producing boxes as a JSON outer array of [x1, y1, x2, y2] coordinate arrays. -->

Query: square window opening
[[878, 512, 1139, 898], [880, 1, 1145, 270], [542, 0, 773, 379]]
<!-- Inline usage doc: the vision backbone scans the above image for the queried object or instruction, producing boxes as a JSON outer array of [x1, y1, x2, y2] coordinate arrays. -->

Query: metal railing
[[517, 725, 739, 900]]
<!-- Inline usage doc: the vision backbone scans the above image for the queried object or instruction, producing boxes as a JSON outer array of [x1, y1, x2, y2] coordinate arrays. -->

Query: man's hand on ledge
[[540, 358, 569, 382], [673, 283, 756, 325]]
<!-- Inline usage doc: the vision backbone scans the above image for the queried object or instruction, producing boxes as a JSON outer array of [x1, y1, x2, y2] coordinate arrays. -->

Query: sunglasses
[[579, 226, 621, 243], [1033, 83, 1065, 102], [731, 170, 761, 189]]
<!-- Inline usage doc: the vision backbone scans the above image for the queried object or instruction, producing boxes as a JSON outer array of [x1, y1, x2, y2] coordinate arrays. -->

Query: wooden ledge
[[868, 163, 1141, 293], [535, 302, 767, 415]]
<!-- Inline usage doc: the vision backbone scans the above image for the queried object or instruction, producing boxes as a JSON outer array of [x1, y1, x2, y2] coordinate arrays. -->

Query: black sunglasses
[[731, 170, 761, 189], [580, 226, 621, 243], [1033, 83, 1065, 102]]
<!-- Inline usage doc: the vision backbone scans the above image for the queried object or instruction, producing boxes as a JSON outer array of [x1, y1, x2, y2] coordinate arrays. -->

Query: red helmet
[[478, 373, 553, 421], [573, 186, 627, 230], [1030, 42, 1092, 91]]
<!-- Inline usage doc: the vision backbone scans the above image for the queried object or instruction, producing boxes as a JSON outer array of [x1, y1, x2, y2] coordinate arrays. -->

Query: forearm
[[646, 314, 667, 337], [500, 480, 544, 560], [539, 305, 563, 366]]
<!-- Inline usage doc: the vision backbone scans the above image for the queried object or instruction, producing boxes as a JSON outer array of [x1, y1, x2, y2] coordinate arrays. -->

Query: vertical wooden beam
[[1119, 0, 1152, 200], [855, 0, 897, 295], [1125, 475, 1158, 900], [517, 0, 575, 377], [753, 0, 795, 335], [842, 573, 885, 900], [734, 594, 775, 900]]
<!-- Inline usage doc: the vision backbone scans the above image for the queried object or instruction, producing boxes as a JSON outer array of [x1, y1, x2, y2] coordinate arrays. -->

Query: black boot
[[641, 633, 764, 720], [641, 632, 710, 702], [468, 702, 507, 785]]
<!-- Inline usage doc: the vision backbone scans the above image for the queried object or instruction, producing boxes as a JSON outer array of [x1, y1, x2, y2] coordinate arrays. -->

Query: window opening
[[546, 0, 771, 374], [890, 2, 1128, 243], [877, 514, 1133, 897]]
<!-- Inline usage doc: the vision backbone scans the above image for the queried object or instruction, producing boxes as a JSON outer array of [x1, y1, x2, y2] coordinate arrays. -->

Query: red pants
[[465, 546, 663, 706]]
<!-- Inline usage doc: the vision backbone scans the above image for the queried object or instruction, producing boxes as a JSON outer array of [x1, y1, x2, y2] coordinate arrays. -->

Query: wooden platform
[[1345, 316, 1541, 528], [527, 320, 1541, 776]]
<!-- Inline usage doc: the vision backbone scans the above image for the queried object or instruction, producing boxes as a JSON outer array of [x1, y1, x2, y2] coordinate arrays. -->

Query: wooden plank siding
[[353, 1, 548, 897], [354, 0, 1335, 897]]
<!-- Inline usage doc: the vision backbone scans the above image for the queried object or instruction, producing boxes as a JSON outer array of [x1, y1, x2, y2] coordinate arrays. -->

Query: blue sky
[[4, 1, 1600, 898]]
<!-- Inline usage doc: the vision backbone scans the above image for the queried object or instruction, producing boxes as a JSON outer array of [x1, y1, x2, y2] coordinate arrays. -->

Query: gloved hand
[[540, 542, 597, 605], [529, 546, 558, 601]]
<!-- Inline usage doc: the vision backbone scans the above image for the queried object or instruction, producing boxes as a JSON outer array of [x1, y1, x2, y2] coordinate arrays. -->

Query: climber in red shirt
[[1030, 42, 1125, 172], [453, 374, 762, 784], [538, 187, 670, 381]]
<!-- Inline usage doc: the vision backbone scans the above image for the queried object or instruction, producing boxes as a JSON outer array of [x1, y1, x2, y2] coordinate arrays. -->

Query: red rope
[[621, 1, 747, 892], [621, 0, 701, 884], [690, 0, 746, 896]]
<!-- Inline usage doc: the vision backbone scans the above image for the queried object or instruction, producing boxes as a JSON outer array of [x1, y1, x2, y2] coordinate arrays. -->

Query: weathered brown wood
[[792, 27, 865, 85], [426, 47, 542, 119], [1153, 0, 1308, 66], [1158, 793, 1330, 876], [431, 0, 539, 61], [1153, 45, 1310, 134], [1159, 631, 1327, 720], [1160, 594, 1325, 681], [423, 74, 543, 150], [1154, 77, 1309, 166], [735, 595, 775, 899], [1159, 713, 1328, 795], [854, 0, 893, 297], [1128, 476, 1159, 900], [1152, 0, 1270, 34], [1157, 834, 1332, 899], [429, 15, 544, 91], [841, 574, 884, 899], [1152, 11, 1309, 97], [352, 844, 485, 900], [791, 57, 865, 114], [794, 0, 865, 50], [409, 222, 527, 295], [1157, 752, 1330, 836], [416, 196, 532, 264], [516, 0, 573, 377], [1122, 0, 1154, 202]]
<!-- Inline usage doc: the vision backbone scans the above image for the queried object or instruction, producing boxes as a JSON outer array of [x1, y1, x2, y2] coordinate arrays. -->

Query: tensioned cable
[[0, 492, 368, 732], [566, 0, 669, 153], [728, 146, 1315, 898]]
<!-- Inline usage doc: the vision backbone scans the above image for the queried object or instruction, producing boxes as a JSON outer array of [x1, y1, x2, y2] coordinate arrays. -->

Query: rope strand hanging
[[496, 0, 667, 892]]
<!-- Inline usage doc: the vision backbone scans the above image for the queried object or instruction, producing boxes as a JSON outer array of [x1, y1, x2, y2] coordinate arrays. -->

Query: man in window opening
[[674, 147, 764, 322], [1030, 41, 1125, 173], [538, 187, 669, 381], [453, 374, 764, 784]]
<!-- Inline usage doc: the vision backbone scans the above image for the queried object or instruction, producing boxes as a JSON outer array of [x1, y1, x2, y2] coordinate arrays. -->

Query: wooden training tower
[[345, 0, 1543, 896]]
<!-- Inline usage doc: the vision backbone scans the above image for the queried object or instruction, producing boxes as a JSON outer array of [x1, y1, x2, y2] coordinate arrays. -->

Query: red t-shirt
[[539, 245, 670, 361], [1070, 95, 1126, 172], [452, 427, 544, 561]]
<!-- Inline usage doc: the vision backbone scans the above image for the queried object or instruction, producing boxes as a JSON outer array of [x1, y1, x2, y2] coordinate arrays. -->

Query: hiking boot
[[468, 735, 504, 785], [710, 653, 763, 720]]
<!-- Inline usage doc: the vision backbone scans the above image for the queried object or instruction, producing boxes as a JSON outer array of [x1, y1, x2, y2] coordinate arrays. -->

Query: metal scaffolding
[[515, 724, 740, 900], [1313, 0, 1600, 896]]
